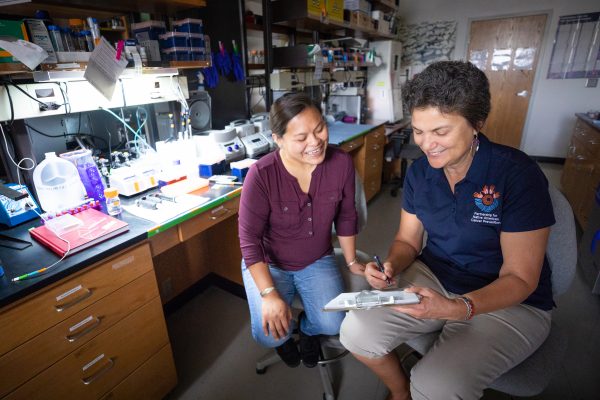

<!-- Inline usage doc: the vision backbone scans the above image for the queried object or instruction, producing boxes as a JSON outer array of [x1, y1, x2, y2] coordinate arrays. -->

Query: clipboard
[[323, 289, 420, 312]]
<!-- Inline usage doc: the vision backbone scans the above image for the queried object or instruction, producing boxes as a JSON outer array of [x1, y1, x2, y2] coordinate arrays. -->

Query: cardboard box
[[350, 10, 371, 30], [307, 0, 326, 16], [0, 19, 29, 63], [377, 18, 391, 34], [344, 0, 371, 14], [326, 0, 344, 22]]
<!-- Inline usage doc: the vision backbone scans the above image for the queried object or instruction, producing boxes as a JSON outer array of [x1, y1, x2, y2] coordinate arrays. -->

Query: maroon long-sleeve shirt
[[238, 146, 358, 271]]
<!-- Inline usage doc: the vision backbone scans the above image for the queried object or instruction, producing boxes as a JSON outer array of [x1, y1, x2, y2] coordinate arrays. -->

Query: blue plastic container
[[161, 47, 191, 61], [173, 18, 203, 34], [199, 160, 227, 178], [190, 47, 206, 61], [159, 32, 188, 49], [187, 33, 204, 48]]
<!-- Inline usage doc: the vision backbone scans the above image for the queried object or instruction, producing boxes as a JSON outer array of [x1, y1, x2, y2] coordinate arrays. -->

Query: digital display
[[251, 138, 262, 143]]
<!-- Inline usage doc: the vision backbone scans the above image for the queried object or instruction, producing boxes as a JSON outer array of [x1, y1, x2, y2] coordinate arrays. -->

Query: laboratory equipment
[[227, 119, 255, 138], [0, 184, 40, 227], [251, 113, 270, 133], [367, 40, 403, 123], [32, 152, 87, 213], [208, 128, 246, 162], [260, 130, 277, 151], [230, 158, 257, 181], [241, 133, 270, 158]]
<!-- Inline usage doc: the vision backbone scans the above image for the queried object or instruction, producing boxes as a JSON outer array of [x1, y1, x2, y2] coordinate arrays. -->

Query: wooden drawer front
[[178, 196, 240, 241], [0, 244, 153, 357], [339, 136, 364, 153], [364, 177, 381, 201], [0, 271, 159, 398], [101, 344, 177, 400], [363, 154, 384, 176], [149, 227, 180, 257], [364, 128, 386, 149], [573, 119, 600, 156], [6, 297, 168, 400]]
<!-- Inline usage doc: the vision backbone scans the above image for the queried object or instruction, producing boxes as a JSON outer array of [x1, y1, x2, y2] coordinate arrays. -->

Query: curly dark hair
[[403, 61, 491, 130], [270, 92, 321, 138]]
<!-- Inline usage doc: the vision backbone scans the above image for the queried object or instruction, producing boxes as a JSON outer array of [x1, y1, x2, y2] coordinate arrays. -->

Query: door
[[468, 15, 547, 149]]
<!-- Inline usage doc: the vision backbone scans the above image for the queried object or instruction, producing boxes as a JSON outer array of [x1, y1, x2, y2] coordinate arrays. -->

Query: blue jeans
[[242, 254, 345, 348]]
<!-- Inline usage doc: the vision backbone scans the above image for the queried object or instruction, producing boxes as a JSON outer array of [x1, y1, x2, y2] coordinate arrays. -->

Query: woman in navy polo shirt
[[239, 93, 366, 369], [340, 61, 555, 400]]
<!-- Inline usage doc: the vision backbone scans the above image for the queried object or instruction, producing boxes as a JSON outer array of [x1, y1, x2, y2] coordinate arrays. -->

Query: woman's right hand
[[261, 291, 292, 340], [365, 261, 396, 289]]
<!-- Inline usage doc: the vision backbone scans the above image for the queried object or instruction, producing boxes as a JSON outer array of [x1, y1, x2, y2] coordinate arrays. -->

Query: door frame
[[464, 10, 554, 150]]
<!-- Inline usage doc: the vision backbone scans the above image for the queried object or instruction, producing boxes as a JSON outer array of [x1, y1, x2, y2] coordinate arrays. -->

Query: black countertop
[[0, 184, 241, 309]]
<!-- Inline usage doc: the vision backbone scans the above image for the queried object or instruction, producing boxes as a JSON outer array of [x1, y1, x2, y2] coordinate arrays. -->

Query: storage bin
[[131, 20, 166, 41], [187, 33, 205, 48], [190, 47, 206, 61], [326, 0, 344, 22], [161, 47, 191, 61], [344, 0, 371, 13], [307, 0, 326, 16], [172, 18, 203, 34], [159, 32, 188, 49]]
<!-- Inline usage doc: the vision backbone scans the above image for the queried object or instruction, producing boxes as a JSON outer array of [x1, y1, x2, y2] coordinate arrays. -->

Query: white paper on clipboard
[[84, 37, 128, 100], [323, 290, 420, 312]]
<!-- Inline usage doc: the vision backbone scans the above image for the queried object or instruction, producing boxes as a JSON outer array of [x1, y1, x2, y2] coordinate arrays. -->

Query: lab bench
[[0, 184, 241, 400]]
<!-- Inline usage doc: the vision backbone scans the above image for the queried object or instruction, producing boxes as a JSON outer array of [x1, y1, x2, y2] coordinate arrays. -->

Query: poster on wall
[[398, 20, 457, 74], [547, 12, 600, 79]]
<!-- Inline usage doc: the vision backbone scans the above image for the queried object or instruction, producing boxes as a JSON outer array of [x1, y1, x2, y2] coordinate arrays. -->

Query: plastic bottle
[[82, 30, 94, 51], [47, 25, 64, 51], [32, 152, 87, 213], [104, 188, 122, 216], [61, 27, 76, 52], [87, 17, 101, 46]]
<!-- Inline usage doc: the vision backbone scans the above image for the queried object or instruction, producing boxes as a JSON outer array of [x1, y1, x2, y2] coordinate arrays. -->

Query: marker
[[373, 255, 392, 285], [12, 267, 48, 282]]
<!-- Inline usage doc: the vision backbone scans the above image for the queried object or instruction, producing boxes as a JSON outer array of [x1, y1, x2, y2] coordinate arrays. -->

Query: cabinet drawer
[[339, 137, 364, 153], [0, 244, 153, 357], [149, 227, 180, 257], [178, 196, 240, 241], [6, 297, 168, 400], [101, 344, 177, 400], [0, 271, 159, 398]]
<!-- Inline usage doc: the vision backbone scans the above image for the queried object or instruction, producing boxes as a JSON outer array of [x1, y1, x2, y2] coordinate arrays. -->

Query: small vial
[[104, 188, 122, 216]]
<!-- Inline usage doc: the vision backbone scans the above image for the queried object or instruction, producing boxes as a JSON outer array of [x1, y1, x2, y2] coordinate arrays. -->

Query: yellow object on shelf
[[307, 0, 326, 17], [326, 0, 344, 22]]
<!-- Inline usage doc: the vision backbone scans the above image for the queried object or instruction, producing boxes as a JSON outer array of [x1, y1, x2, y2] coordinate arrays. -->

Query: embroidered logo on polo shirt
[[471, 185, 501, 225]]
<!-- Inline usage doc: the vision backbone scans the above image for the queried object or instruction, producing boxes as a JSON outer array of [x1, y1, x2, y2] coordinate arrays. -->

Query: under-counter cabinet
[[561, 114, 600, 227], [0, 243, 176, 400]]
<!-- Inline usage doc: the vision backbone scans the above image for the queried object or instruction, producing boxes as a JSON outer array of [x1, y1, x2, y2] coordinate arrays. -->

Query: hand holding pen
[[373, 255, 393, 286]]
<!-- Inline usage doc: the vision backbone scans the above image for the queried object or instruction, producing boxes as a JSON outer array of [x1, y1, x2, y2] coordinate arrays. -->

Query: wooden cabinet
[[153, 195, 243, 303], [561, 115, 600, 227], [351, 126, 386, 201], [0, 243, 176, 400]]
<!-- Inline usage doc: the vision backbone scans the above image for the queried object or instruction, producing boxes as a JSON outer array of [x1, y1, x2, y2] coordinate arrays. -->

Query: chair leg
[[256, 349, 282, 374], [318, 361, 336, 400]]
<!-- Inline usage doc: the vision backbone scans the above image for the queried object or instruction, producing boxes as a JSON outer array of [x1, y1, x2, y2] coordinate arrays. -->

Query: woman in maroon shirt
[[239, 92, 365, 368]]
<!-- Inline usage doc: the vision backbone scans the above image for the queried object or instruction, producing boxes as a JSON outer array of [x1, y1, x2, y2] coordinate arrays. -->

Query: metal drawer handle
[[81, 357, 115, 385], [66, 316, 101, 342], [55, 288, 93, 312], [210, 207, 231, 220]]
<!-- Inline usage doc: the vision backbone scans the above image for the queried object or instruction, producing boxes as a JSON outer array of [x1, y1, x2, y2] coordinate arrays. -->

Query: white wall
[[398, 0, 600, 158]]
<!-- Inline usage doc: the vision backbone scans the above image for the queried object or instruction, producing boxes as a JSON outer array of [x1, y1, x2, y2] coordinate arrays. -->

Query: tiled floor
[[165, 163, 600, 400]]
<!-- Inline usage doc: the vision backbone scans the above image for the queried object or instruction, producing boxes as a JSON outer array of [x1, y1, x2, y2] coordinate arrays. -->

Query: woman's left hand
[[348, 262, 366, 276], [391, 286, 466, 320]]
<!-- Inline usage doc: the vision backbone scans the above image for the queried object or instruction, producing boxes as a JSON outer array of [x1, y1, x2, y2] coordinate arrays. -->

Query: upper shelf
[[1, 0, 207, 17], [372, 0, 400, 12], [270, 2, 396, 41]]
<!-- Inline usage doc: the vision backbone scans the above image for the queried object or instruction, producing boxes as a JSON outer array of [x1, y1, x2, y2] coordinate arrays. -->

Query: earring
[[472, 134, 480, 153]]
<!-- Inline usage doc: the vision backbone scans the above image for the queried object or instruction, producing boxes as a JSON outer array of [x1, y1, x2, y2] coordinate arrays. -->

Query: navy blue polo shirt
[[403, 134, 555, 310]]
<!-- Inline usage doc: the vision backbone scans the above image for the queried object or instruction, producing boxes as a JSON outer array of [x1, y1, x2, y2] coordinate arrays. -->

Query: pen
[[12, 267, 48, 282], [373, 255, 392, 285], [212, 182, 243, 186]]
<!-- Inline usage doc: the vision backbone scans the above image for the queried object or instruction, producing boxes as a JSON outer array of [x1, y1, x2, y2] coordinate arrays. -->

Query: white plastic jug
[[33, 152, 87, 213]]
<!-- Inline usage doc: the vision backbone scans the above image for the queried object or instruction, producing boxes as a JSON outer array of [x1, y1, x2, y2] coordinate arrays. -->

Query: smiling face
[[411, 106, 476, 172], [274, 106, 328, 168]]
